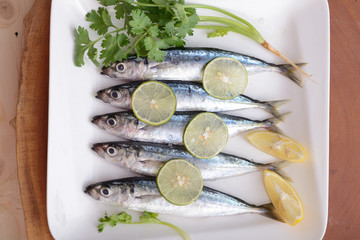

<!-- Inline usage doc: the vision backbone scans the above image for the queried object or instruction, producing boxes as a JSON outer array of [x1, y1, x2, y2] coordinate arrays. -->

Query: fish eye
[[107, 118, 117, 126], [100, 187, 112, 196], [106, 146, 118, 156], [110, 90, 121, 99], [116, 63, 126, 73]]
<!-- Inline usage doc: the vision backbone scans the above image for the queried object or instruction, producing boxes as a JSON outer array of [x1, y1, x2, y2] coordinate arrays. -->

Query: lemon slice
[[157, 159, 203, 205], [183, 112, 228, 159], [203, 57, 248, 100], [247, 131, 305, 162], [263, 170, 304, 226], [131, 81, 176, 126]]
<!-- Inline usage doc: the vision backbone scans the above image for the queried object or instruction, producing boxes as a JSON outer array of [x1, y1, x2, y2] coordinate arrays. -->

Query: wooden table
[[15, 0, 360, 239]]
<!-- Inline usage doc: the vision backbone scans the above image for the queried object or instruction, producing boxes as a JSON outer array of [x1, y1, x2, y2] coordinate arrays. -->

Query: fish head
[[101, 58, 148, 80], [92, 113, 119, 131], [92, 142, 110, 158], [85, 181, 134, 205], [92, 112, 140, 136], [96, 86, 131, 108], [92, 142, 134, 163]]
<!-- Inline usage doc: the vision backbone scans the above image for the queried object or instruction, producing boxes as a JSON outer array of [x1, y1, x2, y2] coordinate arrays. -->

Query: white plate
[[47, 0, 329, 239]]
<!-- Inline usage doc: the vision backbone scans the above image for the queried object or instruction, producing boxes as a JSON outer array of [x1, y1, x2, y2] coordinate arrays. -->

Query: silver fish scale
[[143, 48, 276, 81], [167, 82, 259, 112], [93, 112, 271, 145], [94, 141, 269, 180], [99, 81, 268, 113], [161, 48, 276, 75], [101, 47, 303, 86], [98, 178, 264, 217]]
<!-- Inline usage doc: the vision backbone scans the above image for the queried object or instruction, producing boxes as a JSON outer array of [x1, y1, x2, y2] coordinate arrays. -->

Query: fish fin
[[265, 100, 290, 119], [264, 112, 290, 134], [278, 63, 307, 87], [266, 161, 293, 182], [259, 203, 286, 223]]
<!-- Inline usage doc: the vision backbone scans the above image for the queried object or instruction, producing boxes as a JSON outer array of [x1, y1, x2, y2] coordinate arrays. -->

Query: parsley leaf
[[74, 27, 92, 67], [97, 211, 190, 240], [97, 223, 106, 232], [134, 38, 148, 57], [97, 0, 119, 6], [76, 0, 200, 66], [165, 21, 176, 35], [148, 25, 159, 38], [177, 13, 199, 37], [87, 46, 99, 66], [163, 36, 185, 47], [114, 2, 135, 34], [86, 8, 114, 35], [75, 0, 199, 66], [144, 37, 166, 61], [172, 3, 187, 21], [129, 9, 152, 35], [100, 33, 130, 66], [98, 0, 134, 6]]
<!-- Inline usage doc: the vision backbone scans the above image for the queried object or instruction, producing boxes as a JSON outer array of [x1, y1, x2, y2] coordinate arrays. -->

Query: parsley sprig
[[75, 0, 198, 67], [98, 211, 191, 240], [75, 0, 310, 79]]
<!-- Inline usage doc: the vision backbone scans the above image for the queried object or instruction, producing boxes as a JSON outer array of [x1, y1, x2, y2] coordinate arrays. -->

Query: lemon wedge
[[263, 170, 304, 226], [247, 131, 305, 162]]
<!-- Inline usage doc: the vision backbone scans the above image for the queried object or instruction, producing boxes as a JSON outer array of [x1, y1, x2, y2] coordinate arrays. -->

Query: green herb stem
[[195, 24, 259, 42], [194, 24, 242, 36], [198, 16, 263, 43], [194, 25, 236, 32], [184, 4, 258, 32], [130, 220, 190, 240], [157, 220, 191, 240], [90, 27, 126, 47]]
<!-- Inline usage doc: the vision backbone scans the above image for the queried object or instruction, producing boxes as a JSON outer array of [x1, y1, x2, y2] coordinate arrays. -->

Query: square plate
[[47, 0, 329, 239]]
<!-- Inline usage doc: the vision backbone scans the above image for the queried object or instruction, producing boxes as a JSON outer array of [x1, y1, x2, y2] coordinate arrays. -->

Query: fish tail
[[259, 203, 286, 223], [264, 100, 290, 119], [278, 63, 307, 87], [266, 161, 293, 182], [264, 112, 290, 134]]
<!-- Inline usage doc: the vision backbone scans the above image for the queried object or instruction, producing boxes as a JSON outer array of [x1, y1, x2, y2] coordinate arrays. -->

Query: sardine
[[101, 48, 305, 87], [91, 111, 286, 145], [96, 81, 288, 118], [85, 177, 284, 221], [92, 141, 290, 181]]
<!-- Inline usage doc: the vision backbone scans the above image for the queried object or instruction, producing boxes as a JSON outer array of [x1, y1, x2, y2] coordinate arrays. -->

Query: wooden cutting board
[[15, 0, 360, 239], [16, 0, 53, 239]]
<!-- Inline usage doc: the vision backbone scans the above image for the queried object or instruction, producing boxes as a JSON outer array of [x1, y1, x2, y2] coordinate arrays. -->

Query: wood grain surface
[[0, 0, 32, 239], [15, 0, 359, 239], [324, 0, 360, 239], [15, 0, 52, 239]]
